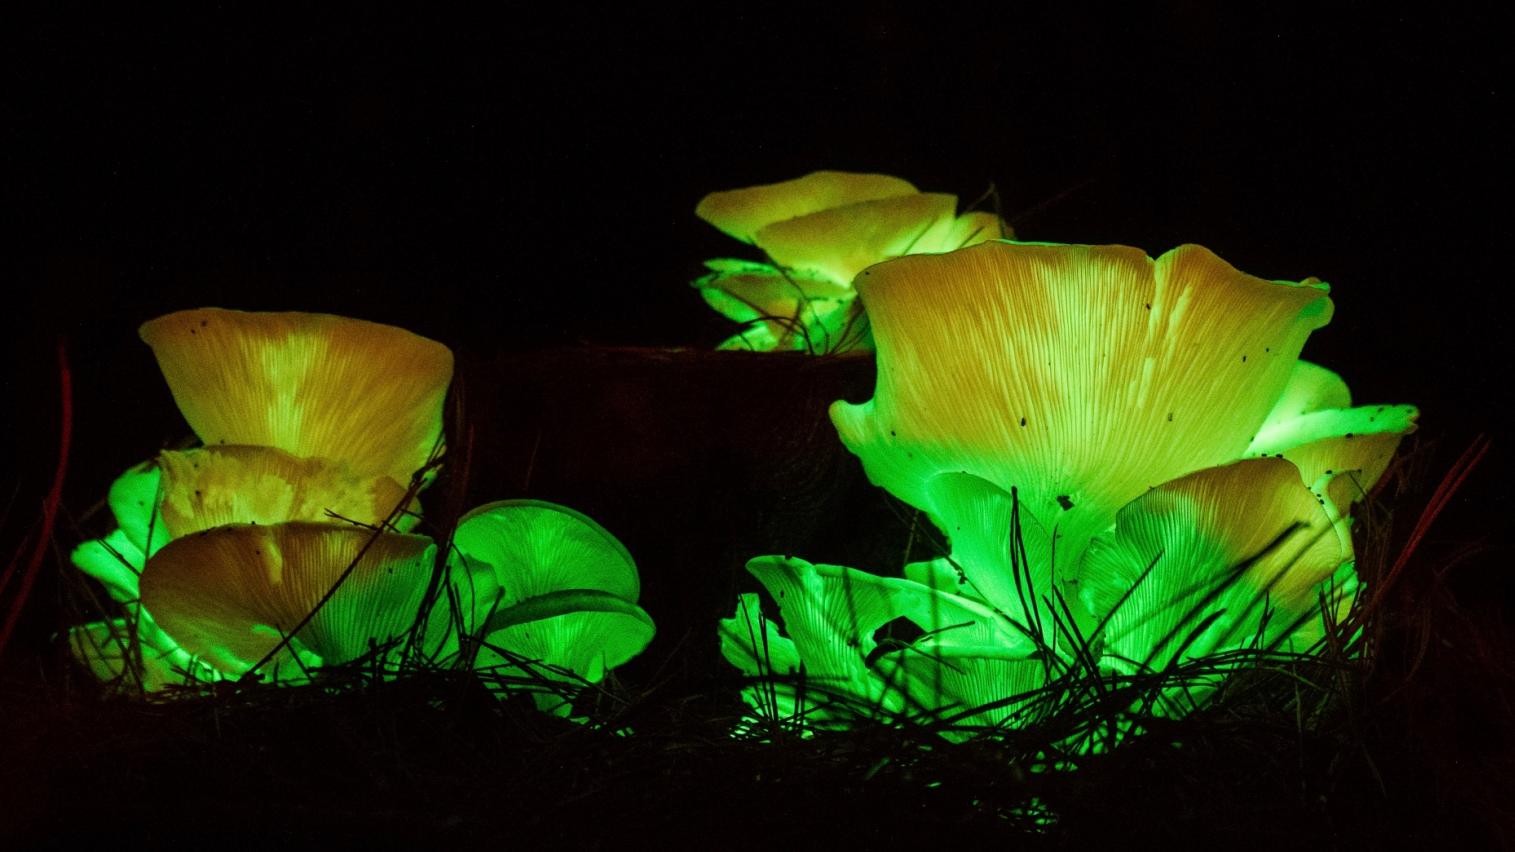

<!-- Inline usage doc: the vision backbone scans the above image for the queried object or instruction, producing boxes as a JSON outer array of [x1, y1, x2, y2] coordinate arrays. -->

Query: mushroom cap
[[695, 171, 921, 244], [830, 241, 1334, 600], [1242, 360, 1418, 520], [1080, 457, 1347, 673], [449, 499, 640, 624], [71, 461, 165, 603], [475, 590, 655, 687], [450, 500, 654, 697], [139, 308, 453, 487], [156, 445, 418, 537], [139, 522, 442, 678]]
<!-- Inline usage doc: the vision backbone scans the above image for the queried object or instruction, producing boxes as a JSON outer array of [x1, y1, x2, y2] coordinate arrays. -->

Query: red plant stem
[[1357, 433, 1490, 624], [0, 340, 73, 661]]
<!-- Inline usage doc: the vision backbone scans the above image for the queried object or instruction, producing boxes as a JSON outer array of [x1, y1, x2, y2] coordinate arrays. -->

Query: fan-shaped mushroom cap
[[449, 500, 653, 692], [1243, 360, 1418, 518], [450, 500, 641, 620], [696, 171, 921, 244], [474, 591, 655, 713], [1079, 458, 1346, 673], [139, 309, 453, 487], [694, 172, 1011, 353], [156, 445, 418, 537], [68, 615, 222, 693], [139, 523, 442, 678], [71, 461, 165, 602], [830, 241, 1334, 595]]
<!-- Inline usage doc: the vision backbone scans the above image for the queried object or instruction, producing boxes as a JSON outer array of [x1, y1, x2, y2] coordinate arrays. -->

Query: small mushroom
[[449, 500, 654, 712], [693, 171, 1009, 352]]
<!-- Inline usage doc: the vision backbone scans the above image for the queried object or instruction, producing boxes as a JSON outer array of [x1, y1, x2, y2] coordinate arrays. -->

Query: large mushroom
[[829, 241, 1413, 631], [139, 308, 454, 487]]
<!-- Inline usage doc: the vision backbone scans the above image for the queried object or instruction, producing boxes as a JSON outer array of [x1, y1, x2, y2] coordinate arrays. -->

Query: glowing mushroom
[[448, 500, 654, 714], [1079, 458, 1347, 674], [139, 523, 445, 680], [1244, 359, 1418, 527], [139, 308, 454, 487], [693, 171, 1008, 352], [718, 555, 1034, 730], [830, 241, 1338, 617]]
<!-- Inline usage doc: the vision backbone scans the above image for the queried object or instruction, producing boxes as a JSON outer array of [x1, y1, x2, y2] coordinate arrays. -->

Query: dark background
[[6, 5, 1509, 656]]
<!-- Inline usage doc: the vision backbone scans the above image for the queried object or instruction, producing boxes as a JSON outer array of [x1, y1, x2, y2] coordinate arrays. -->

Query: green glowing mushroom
[[68, 617, 219, 693], [829, 241, 1416, 624], [1079, 457, 1347, 674], [721, 240, 1417, 740], [693, 171, 1009, 352], [70, 448, 423, 690], [139, 308, 454, 487], [138, 522, 445, 680], [719, 555, 1035, 732], [448, 500, 654, 715]]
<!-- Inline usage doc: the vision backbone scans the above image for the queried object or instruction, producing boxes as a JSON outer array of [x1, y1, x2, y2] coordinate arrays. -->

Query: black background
[[7, 5, 1510, 653]]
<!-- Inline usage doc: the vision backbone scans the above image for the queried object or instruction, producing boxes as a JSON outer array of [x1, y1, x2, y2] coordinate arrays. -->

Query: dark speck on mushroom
[[1056, 495, 1074, 511]]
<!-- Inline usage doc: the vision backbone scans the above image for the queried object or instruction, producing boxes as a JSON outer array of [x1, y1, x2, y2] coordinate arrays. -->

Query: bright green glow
[[719, 556, 1036, 734], [73, 311, 650, 716], [724, 241, 1417, 746], [692, 171, 1010, 353], [449, 500, 654, 715]]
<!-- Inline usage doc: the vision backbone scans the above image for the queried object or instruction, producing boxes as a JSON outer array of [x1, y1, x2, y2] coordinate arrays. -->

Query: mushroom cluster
[[70, 309, 652, 712], [721, 240, 1417, 739], [693, 171, 1011, 353]]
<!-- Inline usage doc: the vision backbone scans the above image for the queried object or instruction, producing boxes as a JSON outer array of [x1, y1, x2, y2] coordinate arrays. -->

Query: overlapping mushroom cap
[[449, 501, 654, 714], [719, 556, 1044, 735], [693, 171, 1009, 352], [724, 239, 1417, 740], [140, 308, 454, 487], [829, 241, 1414, 615], [71, 308, 451, 693], [139, 523, 445, 678]]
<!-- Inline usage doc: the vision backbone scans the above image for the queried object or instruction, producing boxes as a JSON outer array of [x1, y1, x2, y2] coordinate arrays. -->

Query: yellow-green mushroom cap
[[694, 172, 1011, 353], [139, 522, 441, 678], [729, 556, 1033, 715], [1244, 360, 1418, 520], [139, 308, 453, 488], [1079, 458, 1347, 674], [450, 500, 653, 691], [156, 445, 419, 537], [68, 616, 222, 694], [830, 241, 1334, 598], [71, 461, 167, 603], [695, 171, 921, 244]]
